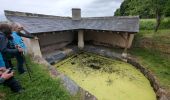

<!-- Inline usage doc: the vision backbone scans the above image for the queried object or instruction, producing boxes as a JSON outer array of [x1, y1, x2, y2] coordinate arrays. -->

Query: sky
[[0, 0, 123, 21]]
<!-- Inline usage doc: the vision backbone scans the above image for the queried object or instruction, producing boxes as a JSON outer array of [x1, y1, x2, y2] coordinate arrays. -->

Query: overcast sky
[[0, 0, 123, 21]]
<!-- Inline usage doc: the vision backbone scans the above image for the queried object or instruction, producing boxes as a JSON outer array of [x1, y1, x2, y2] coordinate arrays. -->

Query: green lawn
[[139, 29, 170, 37], [140, 29, 170, 44], [130, 48, 170, 90], [131, 29, 170, 91], [0, 56, 71, 100]]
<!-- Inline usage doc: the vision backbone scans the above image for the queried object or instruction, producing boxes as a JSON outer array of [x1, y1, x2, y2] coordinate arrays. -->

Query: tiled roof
[[5, 10, 139, 34]]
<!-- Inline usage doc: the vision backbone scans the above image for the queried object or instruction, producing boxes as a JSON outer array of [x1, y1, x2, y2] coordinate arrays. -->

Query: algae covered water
[[55, 52, 156, 100]]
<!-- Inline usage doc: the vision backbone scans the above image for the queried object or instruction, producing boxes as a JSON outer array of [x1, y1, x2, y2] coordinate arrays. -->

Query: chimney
[[72, 8, 81, 20]]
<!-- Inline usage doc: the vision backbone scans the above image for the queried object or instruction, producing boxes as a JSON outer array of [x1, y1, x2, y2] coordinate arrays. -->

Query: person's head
[[12, 22, 23, 32], [0, 23, 12, 36]]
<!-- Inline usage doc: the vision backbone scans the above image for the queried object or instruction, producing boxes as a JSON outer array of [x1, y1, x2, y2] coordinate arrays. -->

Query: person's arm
[[0, 67, 13, 84], [0, 69, 14, 84], [0, 68, 8, 84], [0, 36, 19, 54], [17, 31, 34, 39], [3, 49, 18, 54]]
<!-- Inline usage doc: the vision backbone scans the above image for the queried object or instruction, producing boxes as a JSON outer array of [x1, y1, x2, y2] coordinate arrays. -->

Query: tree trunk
[[155, 8, 161, 32]]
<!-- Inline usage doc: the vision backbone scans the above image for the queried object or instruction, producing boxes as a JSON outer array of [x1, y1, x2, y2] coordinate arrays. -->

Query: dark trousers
[[5, 52, 25, 74], [3, 77, 22, 92]]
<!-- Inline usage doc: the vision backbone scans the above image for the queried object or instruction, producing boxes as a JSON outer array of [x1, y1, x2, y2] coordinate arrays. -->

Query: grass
[[130, 48, 170, 90], [133, 29, 170, 53], [0, 56, 71, 100], [138, 29, 170, 37], [141, 29, 170, 43], [131, 29, 170, 91]]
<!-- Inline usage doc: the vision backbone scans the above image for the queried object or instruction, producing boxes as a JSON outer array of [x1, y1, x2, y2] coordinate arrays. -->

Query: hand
[[15, 45, 19, 49], [15, 45, 23, 52], [34, 37, 39, 40], [17, 47, 23, 52], [17, 27, 23, 32], [1, 69, 14, 80], [0, 67, 6, 72]]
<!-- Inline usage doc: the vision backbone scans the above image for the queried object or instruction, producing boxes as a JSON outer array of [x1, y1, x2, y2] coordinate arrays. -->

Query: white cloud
[[0, 0, 123, 21]]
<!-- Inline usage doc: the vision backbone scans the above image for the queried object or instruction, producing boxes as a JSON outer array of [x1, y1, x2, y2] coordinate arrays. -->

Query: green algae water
[[55, 52, 156, 100]]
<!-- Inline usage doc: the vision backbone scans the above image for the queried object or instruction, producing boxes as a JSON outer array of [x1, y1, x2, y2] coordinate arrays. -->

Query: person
[[6, 23, 36, 74], [11, 22, 36, 50], [0, 53, 13, 84], [0, 23, 23, 92]]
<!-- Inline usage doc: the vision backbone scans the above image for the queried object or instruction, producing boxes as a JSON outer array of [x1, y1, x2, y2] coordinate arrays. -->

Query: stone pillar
[[30, 37, 42, 57], [128, 34, 135, 48], [122, 33, 130, 59], [78, 30, 84, 49], [122, 33, 135, 60]]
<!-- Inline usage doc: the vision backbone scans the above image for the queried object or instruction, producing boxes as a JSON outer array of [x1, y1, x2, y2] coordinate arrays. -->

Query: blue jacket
[[0, 52, 5, 67], [12, 31, 26, 50], [0, 33, 5, 84], [0, 52, 5, 83]]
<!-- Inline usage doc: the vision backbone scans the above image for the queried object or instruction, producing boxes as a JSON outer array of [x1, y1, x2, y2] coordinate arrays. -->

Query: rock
[[60, 75, 79, 95], [159, 95, 168, 100], [157, 88, 167, 97], [122, 52, 128, 58]]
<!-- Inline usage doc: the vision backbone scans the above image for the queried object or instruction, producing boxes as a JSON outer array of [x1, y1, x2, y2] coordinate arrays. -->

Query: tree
[[114, 0, 169, 31], [164, 0, 170, 17], [114, 8, 121, 16], [114, 0, 154, 18], [153, 0, 168, 32]]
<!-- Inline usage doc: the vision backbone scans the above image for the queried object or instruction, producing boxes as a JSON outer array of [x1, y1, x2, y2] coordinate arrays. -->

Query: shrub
[[140, 18, 170, 30]]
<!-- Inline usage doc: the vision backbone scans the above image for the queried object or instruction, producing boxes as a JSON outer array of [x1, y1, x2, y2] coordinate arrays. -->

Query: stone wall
[[24, 30, 136, 57], [37, 32, 75, 54], [22, 37, 32, 54], [84, 31, 134, 48]]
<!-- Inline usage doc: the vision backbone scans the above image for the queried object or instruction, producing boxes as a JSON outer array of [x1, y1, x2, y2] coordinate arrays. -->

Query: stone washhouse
[[5, 8, 139, 63], [5, 9, 169, 100]]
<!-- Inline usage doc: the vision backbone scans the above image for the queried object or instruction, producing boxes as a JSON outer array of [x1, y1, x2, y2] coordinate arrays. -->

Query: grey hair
[[11, 22, 22, 31]]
